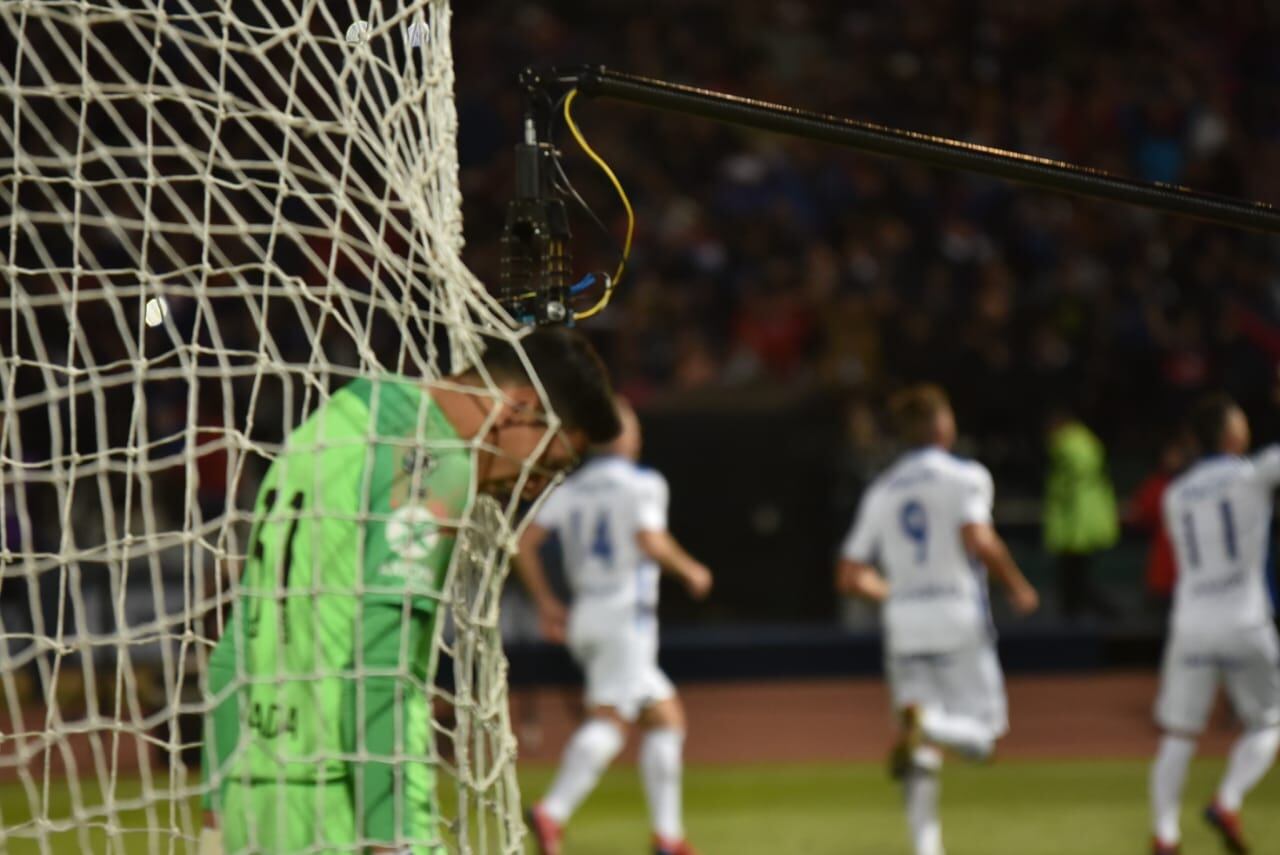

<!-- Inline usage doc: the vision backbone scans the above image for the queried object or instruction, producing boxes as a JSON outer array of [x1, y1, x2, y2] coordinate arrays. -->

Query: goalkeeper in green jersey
[[200, 328, 621, 855]]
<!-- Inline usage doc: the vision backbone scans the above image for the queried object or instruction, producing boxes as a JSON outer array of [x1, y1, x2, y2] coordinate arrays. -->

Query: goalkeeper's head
[[459, 327, 621, 498]]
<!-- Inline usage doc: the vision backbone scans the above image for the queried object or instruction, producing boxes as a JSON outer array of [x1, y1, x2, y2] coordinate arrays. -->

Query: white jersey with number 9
[[841, 447, 995, 654]]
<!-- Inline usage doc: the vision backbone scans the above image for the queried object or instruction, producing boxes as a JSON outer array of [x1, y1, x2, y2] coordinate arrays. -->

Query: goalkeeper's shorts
[[218, 778, 443, 855]]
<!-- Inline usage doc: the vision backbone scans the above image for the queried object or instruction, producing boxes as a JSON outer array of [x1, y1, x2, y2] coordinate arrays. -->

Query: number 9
[[900, 500, 928, 564]]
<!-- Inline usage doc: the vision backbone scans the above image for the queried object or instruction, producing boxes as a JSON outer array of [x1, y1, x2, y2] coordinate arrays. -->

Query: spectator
[[1127, 434, 1191, 618], [1043, 410, 1120, 620], [448, 0, 1280, 499]]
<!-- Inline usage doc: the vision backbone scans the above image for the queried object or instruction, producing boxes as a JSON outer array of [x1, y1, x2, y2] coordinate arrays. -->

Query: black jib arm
[[560, 66, 1280, 235]]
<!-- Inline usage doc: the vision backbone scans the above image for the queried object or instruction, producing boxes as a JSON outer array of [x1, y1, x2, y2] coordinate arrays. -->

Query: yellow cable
[[562, 88, 634, 320]]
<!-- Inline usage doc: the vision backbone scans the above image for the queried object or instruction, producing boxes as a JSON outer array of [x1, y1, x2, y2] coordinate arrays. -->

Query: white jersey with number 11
[[1162, 448, 1280, 638]]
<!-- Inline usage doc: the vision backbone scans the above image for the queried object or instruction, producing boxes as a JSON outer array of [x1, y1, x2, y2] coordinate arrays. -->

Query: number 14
[[570, 510, 615, 567]]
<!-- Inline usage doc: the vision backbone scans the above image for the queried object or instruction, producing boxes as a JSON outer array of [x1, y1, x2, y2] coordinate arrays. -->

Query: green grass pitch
[[2, 759, 1276, 853]]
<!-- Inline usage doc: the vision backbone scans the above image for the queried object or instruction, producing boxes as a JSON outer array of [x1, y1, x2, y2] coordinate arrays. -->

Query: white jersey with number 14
[[841, 447, 995, 655], [535, 455, 667, 626], [1162, 448, 1280, 638]]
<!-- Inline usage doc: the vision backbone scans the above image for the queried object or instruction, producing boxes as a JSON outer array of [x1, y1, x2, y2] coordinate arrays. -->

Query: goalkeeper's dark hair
[[1189, 392, 1238, 455], [890, 383, 951, 446], [478, 327, 622, 445]]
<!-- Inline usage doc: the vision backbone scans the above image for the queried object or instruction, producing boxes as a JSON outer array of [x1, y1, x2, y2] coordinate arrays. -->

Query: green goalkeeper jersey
[[203, 377, 471, 853]]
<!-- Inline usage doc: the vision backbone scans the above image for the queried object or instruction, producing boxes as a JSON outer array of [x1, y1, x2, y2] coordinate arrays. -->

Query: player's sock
[[640, 727, 685, 841], [1216, 725, 1280, 811], [540, 718, 625, 823], [903, 746, 944, 855], [1150, 734, 1196, 844], [918, 708, 994, 761]]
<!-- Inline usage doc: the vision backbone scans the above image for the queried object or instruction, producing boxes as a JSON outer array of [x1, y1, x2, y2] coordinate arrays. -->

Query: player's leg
[[1206, 625, 1280, 853], [1205, 724, 1278, 854], [886, 653, 948, 855], [923, 645, 1007, 763], [902, 746, 944, 855], [1150, 730, 1197, 855], [1150, 635, 1216, 851], [531, 632, 632, 852], [886, 654, 930, 777], [531, 705, 628, 847], [914, 708, 995, 760], [1216, 727, 1279, 811], [637, 670, 689, 854], [888, 644, 1005, 855]]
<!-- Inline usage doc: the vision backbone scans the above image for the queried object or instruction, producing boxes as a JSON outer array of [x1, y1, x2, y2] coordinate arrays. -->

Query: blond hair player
[[836, 384, 1038, 855]]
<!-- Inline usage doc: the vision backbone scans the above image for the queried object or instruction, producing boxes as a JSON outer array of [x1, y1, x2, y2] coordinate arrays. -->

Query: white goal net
[[1, 2, 531, 852]]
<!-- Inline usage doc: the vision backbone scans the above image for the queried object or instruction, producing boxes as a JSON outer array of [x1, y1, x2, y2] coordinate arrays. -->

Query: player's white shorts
[[885, 641, 1009, 737], [565, 606, 675, 721], [1156, 623, 1280, 734], [567, 609, 674, 722]]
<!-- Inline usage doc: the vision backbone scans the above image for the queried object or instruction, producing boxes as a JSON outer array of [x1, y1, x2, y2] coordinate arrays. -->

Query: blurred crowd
[[455, 0, 1280, 488], [7, 0, 1280, 632]]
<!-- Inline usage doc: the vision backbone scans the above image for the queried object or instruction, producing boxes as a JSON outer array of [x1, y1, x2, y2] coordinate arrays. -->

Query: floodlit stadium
[[2, 2, 1279, 854]]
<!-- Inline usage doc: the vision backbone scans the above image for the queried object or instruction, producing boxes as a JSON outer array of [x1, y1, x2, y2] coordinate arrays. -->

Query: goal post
[[2, 2, 529, 852]]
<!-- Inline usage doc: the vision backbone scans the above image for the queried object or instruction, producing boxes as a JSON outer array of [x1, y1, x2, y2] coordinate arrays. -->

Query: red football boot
[[526, 804, 563, 855], [653, 834, 699, 855], [1204, 801, 1248, 854]]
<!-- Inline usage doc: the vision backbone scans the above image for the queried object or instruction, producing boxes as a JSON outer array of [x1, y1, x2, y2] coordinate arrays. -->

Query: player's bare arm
[[834, 558, 888, 603], [515, 522, 569, 642], [961, 522, 1039, 615], [636, 529, 713, 600]]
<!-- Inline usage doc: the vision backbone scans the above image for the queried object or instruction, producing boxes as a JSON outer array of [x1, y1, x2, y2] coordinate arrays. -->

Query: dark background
[[449, 0, 1280, 636], [5, 0, 1280, 674]]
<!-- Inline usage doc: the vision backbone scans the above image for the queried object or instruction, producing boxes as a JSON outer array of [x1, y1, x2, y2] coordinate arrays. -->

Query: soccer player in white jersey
[[1149, 394, 1280, 855], [516, 397, 712, 855], [836, 384, 1039, 855]]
